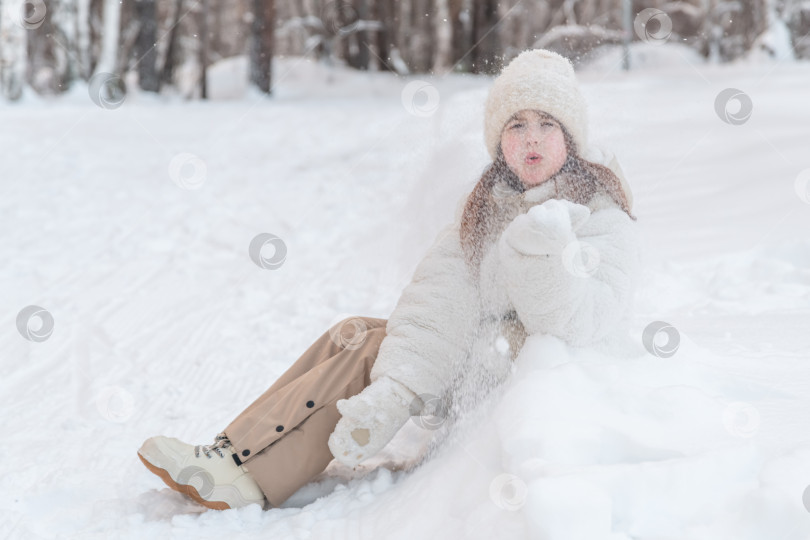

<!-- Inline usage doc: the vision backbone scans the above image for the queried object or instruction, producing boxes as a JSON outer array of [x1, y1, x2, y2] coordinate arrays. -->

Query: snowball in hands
[[328, 375, 421, 467], [504, 199, 591, 255]]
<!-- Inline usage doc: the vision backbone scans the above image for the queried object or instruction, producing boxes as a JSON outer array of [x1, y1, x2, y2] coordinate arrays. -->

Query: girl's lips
[[525, 152, 542, 164]]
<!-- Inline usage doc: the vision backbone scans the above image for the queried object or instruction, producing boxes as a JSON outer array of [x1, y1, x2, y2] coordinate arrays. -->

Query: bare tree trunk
[[135, 0, 159, 91], [118, 1, 140, 74], [0, 0, 27, 100], [88, 0, 105, 74], [76, 0, 93, 78], [53, 0, 79, 88], [453, 0, 474, 72], [250, 0, 275, 94], [433, 0, 453, 73], [545, 0, 568, 30], [283, 0, 304, 55], [160, 0, 183, 87], [781, 0, 810, 57], [398, 0, 412, 69], [728, 0, 769, 59], [356, 0, 370, 69], [199, 0, 208, 99], [471, 0, 500, 73], [96, 0, 121, 74], [211, 0, 222, 59], [496, 0, 532, 55], [338, 0, 355, 67], [410, 0, 432, 71], [374, 0, 394, 71], [365, 0, 379, 70], [20, 0, 70, 94]]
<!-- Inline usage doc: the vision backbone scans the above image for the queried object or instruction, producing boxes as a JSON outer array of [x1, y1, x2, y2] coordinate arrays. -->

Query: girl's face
[[500, 110, 568, 188]]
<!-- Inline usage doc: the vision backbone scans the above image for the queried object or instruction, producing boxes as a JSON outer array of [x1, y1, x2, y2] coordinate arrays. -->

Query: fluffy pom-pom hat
[[484, 48, 634, 210], [484, 48, 588, 159]]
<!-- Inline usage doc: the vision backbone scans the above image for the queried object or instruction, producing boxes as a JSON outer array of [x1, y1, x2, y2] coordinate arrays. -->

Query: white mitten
[[328, 376, 421, 467], [504, 199, 591, 256]]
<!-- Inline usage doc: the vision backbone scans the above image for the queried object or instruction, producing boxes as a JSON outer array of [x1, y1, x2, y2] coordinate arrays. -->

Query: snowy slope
[[2, 47, 810, 539]]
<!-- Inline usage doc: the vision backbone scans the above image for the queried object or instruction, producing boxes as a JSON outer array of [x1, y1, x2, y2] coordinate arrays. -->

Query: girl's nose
[[526, 127, 541, 144]]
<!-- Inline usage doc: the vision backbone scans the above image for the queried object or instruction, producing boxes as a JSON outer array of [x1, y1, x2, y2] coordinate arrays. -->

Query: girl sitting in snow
[[137, 48, 639, 511]]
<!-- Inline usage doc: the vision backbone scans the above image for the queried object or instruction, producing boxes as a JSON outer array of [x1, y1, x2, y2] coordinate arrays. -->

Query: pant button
[[276, 425, 284, 432], [242, 449, 250, 457], [306, 400, 315, 408]]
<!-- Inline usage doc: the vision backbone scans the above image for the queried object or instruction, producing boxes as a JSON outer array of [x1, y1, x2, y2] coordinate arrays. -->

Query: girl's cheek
[[501, 136, 518, 159], [549, 133, 566, 158]]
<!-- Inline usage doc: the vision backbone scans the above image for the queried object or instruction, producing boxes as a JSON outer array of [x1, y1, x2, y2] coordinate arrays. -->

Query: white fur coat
[[369, 161, 640, 402]]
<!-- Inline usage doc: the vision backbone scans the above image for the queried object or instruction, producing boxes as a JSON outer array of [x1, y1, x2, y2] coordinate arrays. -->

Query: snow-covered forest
[[3, 1, 810, 539], [0, 0, 809, 100]]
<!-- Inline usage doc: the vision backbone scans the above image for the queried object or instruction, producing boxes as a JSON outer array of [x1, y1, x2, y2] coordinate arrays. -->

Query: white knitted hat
[[484, 49, 588, 160]]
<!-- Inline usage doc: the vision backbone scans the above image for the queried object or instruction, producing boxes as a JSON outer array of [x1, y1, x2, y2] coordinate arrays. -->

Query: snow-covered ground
[[3, 44, 810, 539]]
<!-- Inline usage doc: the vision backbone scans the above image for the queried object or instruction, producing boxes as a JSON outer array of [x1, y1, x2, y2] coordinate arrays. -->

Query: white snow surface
[[3, 46, 810, 539]]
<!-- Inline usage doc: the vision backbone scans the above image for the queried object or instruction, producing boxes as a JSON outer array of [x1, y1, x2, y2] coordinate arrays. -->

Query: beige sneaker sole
[[137, 451, 230, 511]]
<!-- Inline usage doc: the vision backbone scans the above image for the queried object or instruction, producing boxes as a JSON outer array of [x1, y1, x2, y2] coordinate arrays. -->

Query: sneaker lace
[[194, 432, 232, 459]]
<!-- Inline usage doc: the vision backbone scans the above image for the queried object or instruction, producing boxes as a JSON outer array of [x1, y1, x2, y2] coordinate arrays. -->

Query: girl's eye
[[542, 122, 555, 127], [510, 123, 524, 129]]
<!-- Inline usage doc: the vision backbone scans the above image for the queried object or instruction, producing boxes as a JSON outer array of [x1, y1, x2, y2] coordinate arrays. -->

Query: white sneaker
[[137, 432, 266, 510]]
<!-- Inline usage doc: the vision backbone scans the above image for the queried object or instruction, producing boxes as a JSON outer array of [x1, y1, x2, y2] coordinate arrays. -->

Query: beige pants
[[223, 316, 387, 507]]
